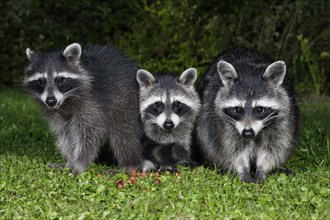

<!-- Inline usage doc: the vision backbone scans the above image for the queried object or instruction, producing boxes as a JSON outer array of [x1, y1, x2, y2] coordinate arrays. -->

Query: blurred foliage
[[0, 0, 329, 95], [296, 36, 328, 96]]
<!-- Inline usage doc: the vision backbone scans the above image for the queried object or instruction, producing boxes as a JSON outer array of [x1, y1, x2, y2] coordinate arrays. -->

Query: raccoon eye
[[173, 101, 182, 108], [37, 79, 46, 86], [234, 107, 243, 114], [223, 107, 243, 121], [154, 101, 163, 108], [256, 107, 264, 113], [253, 107, 275, 120], [56, 77, 66, 86], [58, 77, 65, 83]]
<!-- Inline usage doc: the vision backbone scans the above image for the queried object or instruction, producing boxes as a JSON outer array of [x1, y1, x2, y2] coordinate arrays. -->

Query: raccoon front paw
[[159, 166, 179, 173], [71, 163, 87, 176], [255, 170, 266, 183], [71, 168, 85, 176], [180, 160, 200, 167], [141, 160, 157, 172], [240, 172, 256, 183], [217, 168, 228, 175]]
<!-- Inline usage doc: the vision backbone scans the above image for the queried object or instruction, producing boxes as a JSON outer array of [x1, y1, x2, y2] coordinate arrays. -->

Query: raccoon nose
[[45, 96, 57, 107], [242, 128, 255, 138], [163, 119, 174, 130]]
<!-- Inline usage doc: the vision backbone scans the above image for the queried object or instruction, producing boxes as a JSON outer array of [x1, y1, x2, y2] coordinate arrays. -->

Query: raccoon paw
[[255, 170, 266, 183], [71, 163, 87, 176], [241, 176, 256, 183], [180, 161, 200, 168], [159, 166, 178, 173], [142, 160, 158, 172], [47, 163, 66, 169], [217, 168, 228, 175], [241, 172, 256, 183]]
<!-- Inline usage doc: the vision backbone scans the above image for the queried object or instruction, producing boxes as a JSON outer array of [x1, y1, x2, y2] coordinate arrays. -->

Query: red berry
[[154, 179, 161, 185], [130, 169, 138, 177], [116, 179, 125, 189], [127, 176, 137, 184]]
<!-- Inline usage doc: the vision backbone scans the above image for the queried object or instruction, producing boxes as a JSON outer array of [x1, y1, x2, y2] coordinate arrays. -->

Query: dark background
[[1, 0, 329, 96]]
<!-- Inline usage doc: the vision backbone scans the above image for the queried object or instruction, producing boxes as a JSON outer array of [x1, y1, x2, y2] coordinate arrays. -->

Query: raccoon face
[[137, 68, 199, 131], [24, 43, 90, 110], [222, 98, 280, 138], [142, 97, 189, 130], [216, 60, 286, 138]]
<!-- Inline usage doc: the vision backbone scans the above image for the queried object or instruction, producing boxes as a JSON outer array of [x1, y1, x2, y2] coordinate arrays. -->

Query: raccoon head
[[136, 68, 199, 132], [216, 60, 287, 138], [24, 43, 91, 110]]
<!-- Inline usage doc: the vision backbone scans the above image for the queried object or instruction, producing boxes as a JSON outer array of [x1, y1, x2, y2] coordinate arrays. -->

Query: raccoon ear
[[217, 60, 238, 88], [179, 68, 197, 87], [136, 69, 156, 89], [263, 61, 286, 87], [26, 48, 34, 61], [63, 43, 82, 65]]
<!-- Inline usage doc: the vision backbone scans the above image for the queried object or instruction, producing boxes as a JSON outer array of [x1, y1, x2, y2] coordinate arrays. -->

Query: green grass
[[0, 87, 329, 219]]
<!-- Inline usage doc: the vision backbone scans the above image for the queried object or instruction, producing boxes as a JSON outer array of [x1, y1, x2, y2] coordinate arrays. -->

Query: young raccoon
[[196, 48, 299, 183], [23, 43, 144, 175], [136, 68, 200, 171]]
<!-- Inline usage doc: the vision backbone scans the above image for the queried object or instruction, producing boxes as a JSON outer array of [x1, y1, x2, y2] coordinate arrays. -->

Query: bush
[[1, 0, 329, 95]]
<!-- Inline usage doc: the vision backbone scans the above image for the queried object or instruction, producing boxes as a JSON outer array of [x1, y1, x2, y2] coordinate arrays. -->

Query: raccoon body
[[196, 48, 299, 182], [140, 135, 190, 171], [24, 43, 143, 175], [136, 68, 200, 171]]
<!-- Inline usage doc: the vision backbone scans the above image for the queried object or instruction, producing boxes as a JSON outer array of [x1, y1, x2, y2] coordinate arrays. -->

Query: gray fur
[[263, 60, 286, 87], [217, 60, 238, 88], [137, 68, 200, 171], [196, 48, 299, 183], [24, 43, 143, 175]]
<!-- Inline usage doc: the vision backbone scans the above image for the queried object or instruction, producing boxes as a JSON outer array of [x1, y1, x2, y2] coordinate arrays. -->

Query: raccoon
[[23, 43, 143, 175], [136, 68, 200, 171], [196, 48, 299, 183]]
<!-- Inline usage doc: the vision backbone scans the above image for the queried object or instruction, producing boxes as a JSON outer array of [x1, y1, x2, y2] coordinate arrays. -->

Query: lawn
[[0, 87, 329, 219]]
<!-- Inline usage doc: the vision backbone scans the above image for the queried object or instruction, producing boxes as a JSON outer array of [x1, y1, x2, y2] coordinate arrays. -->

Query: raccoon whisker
[[262, 114, 283, 126], [202, 113, 235, 125], [29, 92, 40, 97], [264, 113, 297, 127], [221, 115, 236, 125], [263, 114, 277, 122], [223, 118, 236, 125], [63, 87, 83, 96], [180, 112, 193, 119], [25, 89, 40, 97], [262, 110, 279, 122], [65, 93, 82, 99], [263, 119, 276, 127]]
